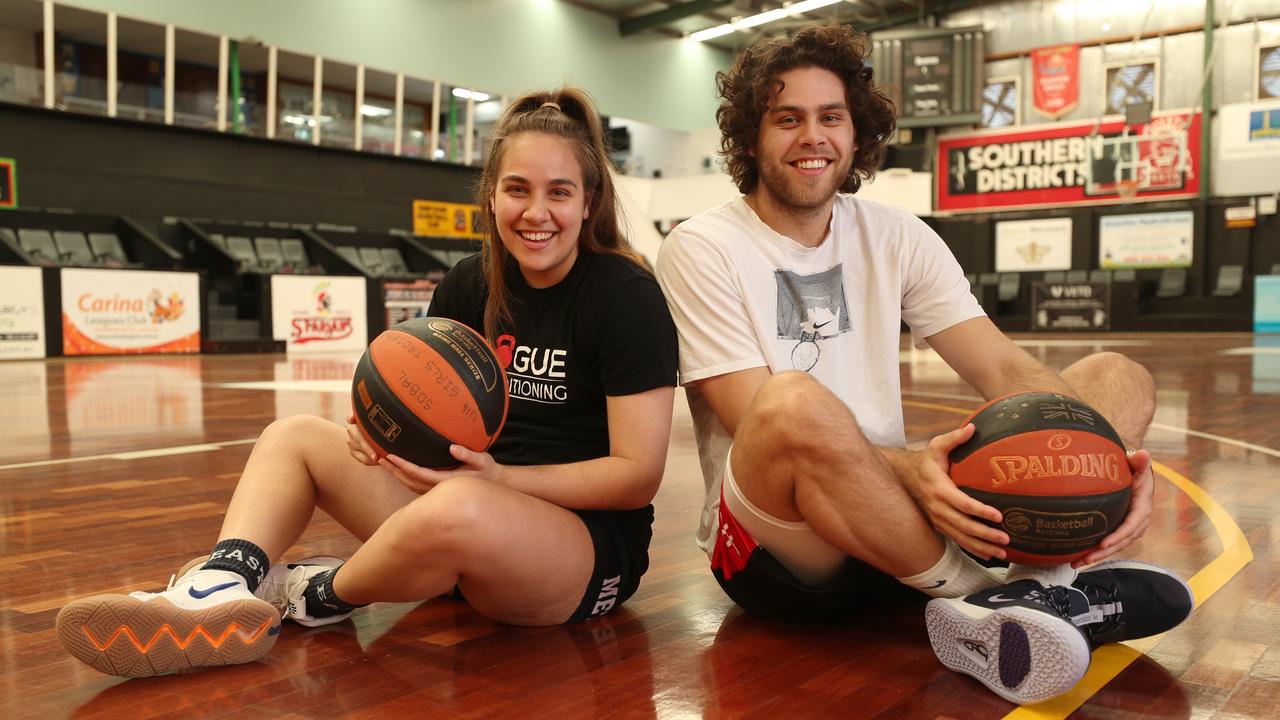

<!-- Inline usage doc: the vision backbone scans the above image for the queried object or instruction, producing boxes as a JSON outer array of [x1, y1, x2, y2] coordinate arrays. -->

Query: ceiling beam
[[619, 0, 735, 37]]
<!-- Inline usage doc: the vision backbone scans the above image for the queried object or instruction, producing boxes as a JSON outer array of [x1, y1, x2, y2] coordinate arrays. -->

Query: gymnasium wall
[[0, 102, 479, 235]]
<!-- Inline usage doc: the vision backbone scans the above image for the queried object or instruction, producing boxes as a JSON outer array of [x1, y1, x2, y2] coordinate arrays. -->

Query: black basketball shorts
[[709, 492, 925, 621], [566, 505, 653, 624]]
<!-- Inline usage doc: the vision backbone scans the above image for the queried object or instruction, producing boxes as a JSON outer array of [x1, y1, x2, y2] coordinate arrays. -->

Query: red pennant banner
[[1032, 44, 1080, 119]]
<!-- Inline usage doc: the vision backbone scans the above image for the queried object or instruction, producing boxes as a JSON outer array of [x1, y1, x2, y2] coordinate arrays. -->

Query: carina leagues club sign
[[936, 111, 1201, 214]]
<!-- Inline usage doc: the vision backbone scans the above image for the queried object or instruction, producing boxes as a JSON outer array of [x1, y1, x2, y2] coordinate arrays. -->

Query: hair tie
[[540, 101, 561, 112]]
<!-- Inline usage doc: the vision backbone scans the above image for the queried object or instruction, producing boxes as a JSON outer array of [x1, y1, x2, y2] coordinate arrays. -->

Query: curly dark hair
[[716, 23, 896, 195]]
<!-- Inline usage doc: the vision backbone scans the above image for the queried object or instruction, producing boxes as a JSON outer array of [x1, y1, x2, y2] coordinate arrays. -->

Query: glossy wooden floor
[[1, 333, 1277, 719]]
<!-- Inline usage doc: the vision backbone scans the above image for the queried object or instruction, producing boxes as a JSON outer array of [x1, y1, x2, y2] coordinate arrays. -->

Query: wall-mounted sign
[[1225, 204, 1257, 229], [1098, 211, 1194, 269], [1031, 44, 1080, 119], [937, 111, 1201, 213], [995, 218, 1073, 273], [271, 275, 368, 354], [1032, 282, 1109, 331], [0, 266, 44, 358], [61, 269, 200, 355], [412, 200, 483, 239], [0, 157, 16, 209]]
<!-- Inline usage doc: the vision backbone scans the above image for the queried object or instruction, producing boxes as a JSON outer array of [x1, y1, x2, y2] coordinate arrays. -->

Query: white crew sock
[[897, 540, 1006, 598]]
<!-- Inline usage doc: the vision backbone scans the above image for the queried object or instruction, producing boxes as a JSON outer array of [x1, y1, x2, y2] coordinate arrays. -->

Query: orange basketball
[[351, 317, 508, 468], [948, 392, 1131, 565]]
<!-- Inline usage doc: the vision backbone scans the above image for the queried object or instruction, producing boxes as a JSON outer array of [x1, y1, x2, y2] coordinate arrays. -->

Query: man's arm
[[925, 316, 1072, 398], [689, 366, 772, 437]]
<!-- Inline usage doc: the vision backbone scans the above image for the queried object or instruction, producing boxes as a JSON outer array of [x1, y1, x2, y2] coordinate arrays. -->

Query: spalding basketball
[[948, 392, 1131, 565], [351, 317, 508, 468]]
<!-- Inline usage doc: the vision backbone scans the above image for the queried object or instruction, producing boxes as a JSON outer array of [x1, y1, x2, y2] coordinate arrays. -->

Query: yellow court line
[[899, 401, 1254, 718]]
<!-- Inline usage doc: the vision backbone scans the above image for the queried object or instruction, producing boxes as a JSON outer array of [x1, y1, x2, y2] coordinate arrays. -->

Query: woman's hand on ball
[[381, 445, 505, 494], [345, 415, 379, 466], [1074, 448, 1153, 567], [904, 423, 1009, 561]]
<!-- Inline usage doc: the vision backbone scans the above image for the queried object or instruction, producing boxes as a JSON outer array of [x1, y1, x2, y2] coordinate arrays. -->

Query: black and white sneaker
[[1066, 560, 1194, 647], [925, 579, 1091, 705]]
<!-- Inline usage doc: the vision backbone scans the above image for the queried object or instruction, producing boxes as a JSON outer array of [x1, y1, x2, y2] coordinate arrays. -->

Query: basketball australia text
[[987, 452, 1123, 486]]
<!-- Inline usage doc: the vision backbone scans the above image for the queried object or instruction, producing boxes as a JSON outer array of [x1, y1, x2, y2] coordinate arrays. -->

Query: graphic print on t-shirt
[[774, 265, 850, 372], [496, 333, 569, 405]]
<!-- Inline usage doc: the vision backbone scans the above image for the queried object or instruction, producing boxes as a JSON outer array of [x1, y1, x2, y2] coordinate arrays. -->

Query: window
[[1105, 61, 1157, 115], [981, 78, 1018, 128], [1260, 45, 1280, 100]]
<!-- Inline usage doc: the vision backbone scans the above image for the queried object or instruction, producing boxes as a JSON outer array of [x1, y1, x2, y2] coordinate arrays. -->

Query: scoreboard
[[872, 26, 984, 128]]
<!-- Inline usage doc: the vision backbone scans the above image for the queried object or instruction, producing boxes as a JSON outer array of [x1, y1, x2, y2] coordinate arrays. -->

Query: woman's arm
[[381, 385, 675, 510]]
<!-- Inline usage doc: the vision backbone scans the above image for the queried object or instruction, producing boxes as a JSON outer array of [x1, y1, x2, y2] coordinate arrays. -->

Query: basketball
[[948, 391, 1131, 565], [351, 317, 508, 468]]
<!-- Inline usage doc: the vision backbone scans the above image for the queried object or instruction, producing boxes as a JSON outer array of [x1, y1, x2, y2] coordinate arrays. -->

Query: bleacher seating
[[53, 231, 99, 266], [380, 247, 410, 275], [1211, 265, 1244, 298], [336, 245, 363, 269], [1113, 268, 1137, 282], [17, 229, 60, 266], [997, 273, 1020, 302], [1065, 270, 1088, 284], [1043, 271, 1066, 284], [1088, 269, 1112, 284], [225, 236, 260, 269], [281, 238, 310, 268], [88, 232, 132, 267], [358, 247, 384, 275], [254, 237, 286, 272], [1155, 268, 1187, 298]]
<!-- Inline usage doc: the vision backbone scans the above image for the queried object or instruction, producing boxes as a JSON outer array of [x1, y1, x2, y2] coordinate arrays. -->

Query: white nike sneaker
[[55, 567, 280, 678], [256, 556, 354, 628], [925, 579, 1091, 705]]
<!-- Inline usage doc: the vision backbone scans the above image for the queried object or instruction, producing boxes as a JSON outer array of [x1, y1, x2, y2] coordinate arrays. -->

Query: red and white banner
[[936, 111, 1201, 214], [61, 269, 200, 355], [1031, 44, 1080, 119], [271, 275, 368, 354]]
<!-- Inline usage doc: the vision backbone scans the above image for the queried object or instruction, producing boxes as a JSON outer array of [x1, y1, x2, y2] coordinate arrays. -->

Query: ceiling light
[[452, 88, 491, 102], [688, 0, 844, 43], [360, 104, 393, 117]]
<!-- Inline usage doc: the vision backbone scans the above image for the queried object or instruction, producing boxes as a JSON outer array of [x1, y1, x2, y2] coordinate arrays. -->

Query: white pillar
[[164, 24, 174, 125], [394, 73, 404, 156], [354, 64, 365, 151], [312, 55, 323, 146], [43, 0, 53, 109], [464, 96, 475, 165], [430, 81, 441, 160], [266, 46, 277, 139], [106, 12, 117, 117], [216, 36, 227, 131]]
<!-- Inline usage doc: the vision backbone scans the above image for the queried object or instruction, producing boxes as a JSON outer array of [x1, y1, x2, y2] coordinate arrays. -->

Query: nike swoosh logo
[[189, 581, 240, 599], [813, 320, 833, 329], [988, 594, 1018, 603], [927, 580, 947, 589]]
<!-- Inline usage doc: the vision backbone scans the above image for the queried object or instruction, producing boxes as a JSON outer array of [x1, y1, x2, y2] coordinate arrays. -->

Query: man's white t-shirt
[[654, 193, 985, 557]]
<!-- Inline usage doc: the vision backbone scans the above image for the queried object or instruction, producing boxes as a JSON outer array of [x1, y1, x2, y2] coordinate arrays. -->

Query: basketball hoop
[[1116, 180, 1139, 200]]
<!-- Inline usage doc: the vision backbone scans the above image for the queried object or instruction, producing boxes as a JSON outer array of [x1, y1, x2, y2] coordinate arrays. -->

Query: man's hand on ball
[[345, 414, 379, 466], [381, 445, 504, 494], [903, 423, 1009, 561], [1074, 448, 1153, 567]]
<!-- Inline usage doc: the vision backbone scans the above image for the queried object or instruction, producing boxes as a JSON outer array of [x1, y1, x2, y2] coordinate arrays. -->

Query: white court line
[[217, 380, 350, 393], [0, 438, 258, 472], [902, 390, 1280, 459], [1220, 347, 1280, 356]]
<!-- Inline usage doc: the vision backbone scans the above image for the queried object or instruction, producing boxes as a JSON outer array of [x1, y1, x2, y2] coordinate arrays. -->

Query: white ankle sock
[[897, 540, 1006, 598], [1006, 563, 1077, 588]]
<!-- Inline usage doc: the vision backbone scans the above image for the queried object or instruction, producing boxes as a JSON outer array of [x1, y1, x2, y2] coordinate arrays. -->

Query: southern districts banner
[[60, 269, 200, 355], [412, 199, 483, 239], [936, 111, 1201, 213], [1031, 44, 1080, 119], [271, 275, 368, 354], [0, 266, 45, 359]]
